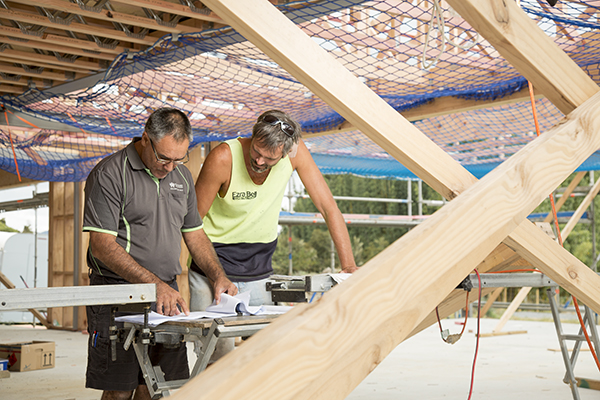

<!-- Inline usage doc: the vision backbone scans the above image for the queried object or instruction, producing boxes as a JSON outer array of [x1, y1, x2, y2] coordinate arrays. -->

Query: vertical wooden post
[[48, 181, 86, 330], [77, 182, 88, 330], [494, 286, 529, 332], [480, 286, 503, 317], [48, 182, 64, 327]]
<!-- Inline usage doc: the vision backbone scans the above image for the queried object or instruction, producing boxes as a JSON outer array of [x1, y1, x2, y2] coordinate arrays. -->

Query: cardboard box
[[0, 341, 55, 372]]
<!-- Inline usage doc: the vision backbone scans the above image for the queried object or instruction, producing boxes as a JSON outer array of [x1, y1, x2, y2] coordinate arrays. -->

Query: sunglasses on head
[[262, 114, 295, 138]]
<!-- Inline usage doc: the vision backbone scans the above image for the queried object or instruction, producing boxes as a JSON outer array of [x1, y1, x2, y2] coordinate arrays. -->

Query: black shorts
[[85, 274, 189, 392]]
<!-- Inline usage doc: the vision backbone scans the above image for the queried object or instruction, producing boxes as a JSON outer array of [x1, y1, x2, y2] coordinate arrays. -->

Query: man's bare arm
[[195, 142, 232, 217], [292, 140, 358, 273], [183, 229, 237, 303], [89, 231, 189, 315]]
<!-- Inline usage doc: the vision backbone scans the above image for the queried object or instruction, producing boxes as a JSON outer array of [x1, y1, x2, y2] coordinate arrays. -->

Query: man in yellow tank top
[[188, 110, 358, 357]]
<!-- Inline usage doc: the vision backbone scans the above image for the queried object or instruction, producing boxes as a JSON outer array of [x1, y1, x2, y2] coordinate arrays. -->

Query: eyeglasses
[[262, 114, 295, 138], [148, 136, 189, 165]]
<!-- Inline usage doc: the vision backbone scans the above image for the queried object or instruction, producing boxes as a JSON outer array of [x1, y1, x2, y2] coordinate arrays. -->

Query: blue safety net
[[0, 0, 598, 182]]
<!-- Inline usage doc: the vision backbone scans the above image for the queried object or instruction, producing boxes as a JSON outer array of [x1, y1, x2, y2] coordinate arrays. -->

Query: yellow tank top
[[203, 138, 293, 244]]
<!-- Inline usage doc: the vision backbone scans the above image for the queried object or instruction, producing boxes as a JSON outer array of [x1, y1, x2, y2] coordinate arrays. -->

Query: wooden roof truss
[[0, 0, 231, 96], [165, 1, 600, 399]]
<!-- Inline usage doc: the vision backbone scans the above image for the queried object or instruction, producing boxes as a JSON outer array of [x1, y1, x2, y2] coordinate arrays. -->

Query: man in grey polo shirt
[[82, 107, 236, 400]]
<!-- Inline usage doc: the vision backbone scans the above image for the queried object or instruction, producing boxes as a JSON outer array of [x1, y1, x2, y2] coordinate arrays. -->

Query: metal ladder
[[548, 288, 600, 400]]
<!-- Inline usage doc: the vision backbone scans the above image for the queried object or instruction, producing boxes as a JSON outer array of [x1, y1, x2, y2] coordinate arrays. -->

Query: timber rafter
[[0, 0, 233, 98], [166, 1, 600, 400], [0, 0, 325, 100]]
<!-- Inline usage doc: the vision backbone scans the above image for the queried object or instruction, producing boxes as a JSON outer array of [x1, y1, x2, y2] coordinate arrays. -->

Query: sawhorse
[[469, 273, 599, 399], [548, 288, 600, 400]]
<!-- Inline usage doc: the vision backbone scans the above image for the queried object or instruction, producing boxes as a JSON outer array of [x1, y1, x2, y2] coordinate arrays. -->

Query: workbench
[[122, 314, 279, 399], [110, 275, 346, 398]]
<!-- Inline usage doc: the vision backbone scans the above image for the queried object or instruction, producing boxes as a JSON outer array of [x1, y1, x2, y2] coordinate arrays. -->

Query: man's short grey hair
[[252, 110, 301, 155], [145, 108, 193, 143]]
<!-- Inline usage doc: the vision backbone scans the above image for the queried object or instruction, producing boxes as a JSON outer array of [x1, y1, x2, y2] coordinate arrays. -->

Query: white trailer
[[0, 232, 48, 323]]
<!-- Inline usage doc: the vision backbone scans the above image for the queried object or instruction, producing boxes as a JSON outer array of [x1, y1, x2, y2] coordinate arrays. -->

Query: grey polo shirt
[[83, 138, 203, 282]]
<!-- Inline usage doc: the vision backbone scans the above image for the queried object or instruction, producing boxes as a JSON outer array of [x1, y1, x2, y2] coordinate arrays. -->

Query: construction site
[[1, 0, 600, 399]]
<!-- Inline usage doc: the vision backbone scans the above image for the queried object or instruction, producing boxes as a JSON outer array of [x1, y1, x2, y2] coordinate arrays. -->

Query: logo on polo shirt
[[232, 191, 257, 200], [169, 182, 184, 192]]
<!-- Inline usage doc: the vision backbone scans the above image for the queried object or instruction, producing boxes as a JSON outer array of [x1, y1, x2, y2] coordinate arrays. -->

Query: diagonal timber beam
[[446, 0, 599, 115], [198, 0, 600, 308], [410, 242, 526, 338], [493, 200, 585, 329], [174, 90, 600, 400], [445, 0, 600, 333], [173, 1, 600, 399], [443, 0, 600, 335], [504, 221, 600, 304], [202, 1, 472, 201], [495, 178, 600, 324]]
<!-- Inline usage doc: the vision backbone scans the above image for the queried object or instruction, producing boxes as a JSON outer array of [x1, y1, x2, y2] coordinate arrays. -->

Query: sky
[[0, 183, 50, 233]]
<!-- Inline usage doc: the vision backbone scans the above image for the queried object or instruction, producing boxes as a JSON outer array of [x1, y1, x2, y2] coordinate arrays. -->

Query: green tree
[[531, 172, 600, 303], [272, 227, 321, 275], [351, 236, 364, 266], [564, 229, 592, 266], [289, 175, 437, 269], [308, 229, 333, 263], [22, 225, 33, 234], [363, 236, 390, 262]]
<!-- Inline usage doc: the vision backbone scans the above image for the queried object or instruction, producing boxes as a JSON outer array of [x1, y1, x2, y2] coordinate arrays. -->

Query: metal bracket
[[22, 65, 44, 74], [0, 0, 43, 36], [101, 5, 149, 39], [36, 6, 76, 26], [456, 276, 473, 292], [142, 8, 182, 28], [178, 0, 212, 15], [53, 52, 79, 63], [73, 0, 110, 13], [0, 72, 21, 81], [68, 16, 120, 49]]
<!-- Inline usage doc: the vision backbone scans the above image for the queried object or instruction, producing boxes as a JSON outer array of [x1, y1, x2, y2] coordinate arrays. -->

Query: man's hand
[[212, 276, 238, 304], [89, 232, 190, 316], [155, 281, 190, 316], [184, 229, 237, 304], [341, 265, 359, 274]]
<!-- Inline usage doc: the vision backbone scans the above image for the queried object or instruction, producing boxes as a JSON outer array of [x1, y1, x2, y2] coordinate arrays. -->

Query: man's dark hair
[[145, 108, 192, 142], [252, 110, 301, 155]]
